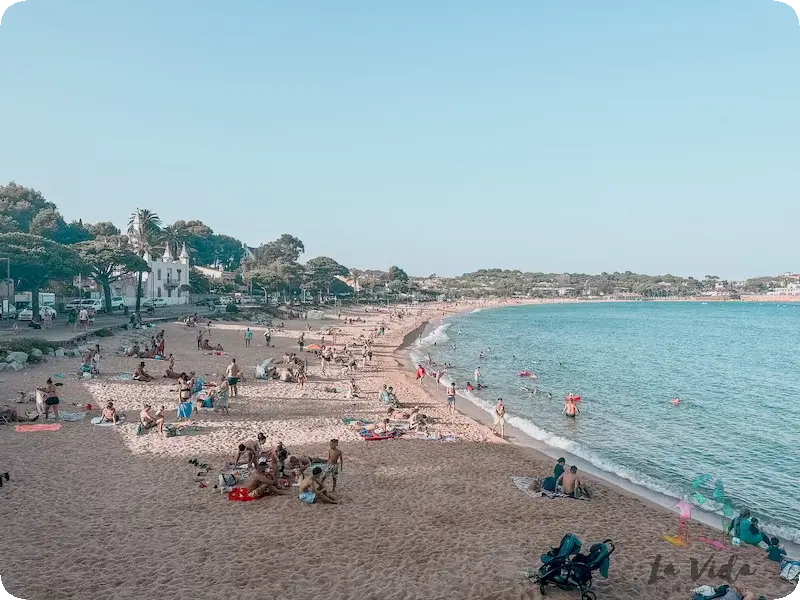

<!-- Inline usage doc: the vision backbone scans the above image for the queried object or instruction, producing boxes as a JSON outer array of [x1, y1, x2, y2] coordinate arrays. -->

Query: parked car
[[110, 296, 125, 310], [65, 298, 84, 311], [18, 306, 57, 322], [81, 299, 104, 313], [1, 305, 17, 319], [143, 298, 168, 308]]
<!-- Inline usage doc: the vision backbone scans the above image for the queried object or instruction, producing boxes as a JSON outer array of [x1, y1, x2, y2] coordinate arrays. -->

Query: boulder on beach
[[47, 348, 56, 357], [54, 348, 65, 358], [30, 348, 43, 358], [0, 363, 8, 372], [6, 352, 29, 364], [9, 361, 25, 371]]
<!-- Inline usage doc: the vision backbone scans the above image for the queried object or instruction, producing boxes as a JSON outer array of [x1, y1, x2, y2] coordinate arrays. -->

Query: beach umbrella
[[305, 344, 323, 351]]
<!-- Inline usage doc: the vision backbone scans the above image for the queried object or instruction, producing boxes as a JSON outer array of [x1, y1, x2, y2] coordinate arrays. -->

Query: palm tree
[[160, 223, 188, 258], [127, 208, 162, 311]]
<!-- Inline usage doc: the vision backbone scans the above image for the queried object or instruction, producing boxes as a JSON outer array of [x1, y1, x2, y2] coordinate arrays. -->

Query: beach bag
[[163, 424, 177, 438], [136, 422, 146, 435], [780, 561, 800, 583], [219, 473, 237, 488]]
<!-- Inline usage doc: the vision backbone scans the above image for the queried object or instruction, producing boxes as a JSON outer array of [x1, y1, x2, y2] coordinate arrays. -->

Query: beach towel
[[697, 537, 726, 550], [510, 477, 589, 501], [90, 416, 126, 426], [16, 423, 62, 432], [342, 417, 372, 426], [177, 401, 193, 419], [403, 431, 458, 441], [227, 487, 256, 502], [359, 430, 395, 441], [664, 534, 686, 547], [111, 373, 134, 381], [57, 412, 86, 422]]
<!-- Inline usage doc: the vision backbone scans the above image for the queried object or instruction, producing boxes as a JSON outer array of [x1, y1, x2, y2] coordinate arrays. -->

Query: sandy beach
[[0, 304, 795, 600]]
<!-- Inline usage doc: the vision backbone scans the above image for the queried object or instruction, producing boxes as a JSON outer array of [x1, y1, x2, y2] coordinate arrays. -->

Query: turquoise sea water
[[410, 302, 800, 543]]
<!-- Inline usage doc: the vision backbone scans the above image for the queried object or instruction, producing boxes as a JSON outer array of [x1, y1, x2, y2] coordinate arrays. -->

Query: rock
[[9, 361, 25, 371], [47, 349, 55, 357], [54, 348, 65, 358], [0, 363, 7, 372], [30, 348, 43, 358], [6, 352, 29, 364]]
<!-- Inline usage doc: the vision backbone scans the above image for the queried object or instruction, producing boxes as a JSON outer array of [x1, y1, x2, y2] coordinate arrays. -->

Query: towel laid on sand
[[57, 412, 86, 422], [510, 476, 589, 501], [342, 417, 372, 426], [16, 423, 62, 432], [90, 416, 126, 426], [403, 431, 458, 441], [111, 373, 134, 381]]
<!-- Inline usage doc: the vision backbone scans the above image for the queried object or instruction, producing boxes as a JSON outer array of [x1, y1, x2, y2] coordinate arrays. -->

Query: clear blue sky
[[1, 1, 798, 280]]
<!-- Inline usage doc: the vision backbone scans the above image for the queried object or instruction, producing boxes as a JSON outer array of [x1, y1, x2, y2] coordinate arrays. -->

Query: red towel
[[227, 487, 255, 502]]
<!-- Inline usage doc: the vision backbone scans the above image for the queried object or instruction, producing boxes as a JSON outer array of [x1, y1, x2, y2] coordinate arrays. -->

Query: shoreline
[[0, 304, 795, 600], [399, 308, 800, 556]]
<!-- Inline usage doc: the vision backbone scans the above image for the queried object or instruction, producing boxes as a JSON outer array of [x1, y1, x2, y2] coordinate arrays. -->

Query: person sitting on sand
[[409, 406, 428, 431], [100, 401, 120, 424], [140, 404, 165, 434], [244, 463, 287, 499], [556, 465, 581, 498], [212, 378, 230, 414], [133, 361, 153, 382], [346, 378, 359, 399], [727, 509, 751, 537], [766, 537, 787, 562], [201, 338, 214, 351], [554, 457, 566, 480], [298, 467, 339, 504], [126, 342, 141, 358]]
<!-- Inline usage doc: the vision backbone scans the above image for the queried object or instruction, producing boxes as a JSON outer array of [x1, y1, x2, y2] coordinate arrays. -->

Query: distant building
[[195, 265, 237, 284]]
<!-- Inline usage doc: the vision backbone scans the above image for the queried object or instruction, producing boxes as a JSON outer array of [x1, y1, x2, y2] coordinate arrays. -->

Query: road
[[0, 305, 210, 340]]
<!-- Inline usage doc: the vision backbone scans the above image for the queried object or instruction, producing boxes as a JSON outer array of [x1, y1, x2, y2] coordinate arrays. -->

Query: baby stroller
[[526, 533, 615, 600]]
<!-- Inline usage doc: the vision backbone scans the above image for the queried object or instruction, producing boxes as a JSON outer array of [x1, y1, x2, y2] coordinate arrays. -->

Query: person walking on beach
[[491, 398, 506, 439], [196, 328, 205, 350], [415, 364, 426, 385], [446, 382, 456, 417], [226, 358, 241, 398], [264, 329, 271, 346], [244, 327, 252, 347]]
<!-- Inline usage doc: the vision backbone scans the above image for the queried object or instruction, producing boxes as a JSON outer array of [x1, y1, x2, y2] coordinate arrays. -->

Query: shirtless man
[[321, 439, 343, 492], [562, 398, 580, 418], [226, 358, 241, 398], [140, 404, 164, 434], [556, 465, 581, 498], [245, 464, 287, 499], [133, 361, 153, 382], [196, 328, 205, 350], [235, 433, 267, 467], [298, 467, 339, 504]]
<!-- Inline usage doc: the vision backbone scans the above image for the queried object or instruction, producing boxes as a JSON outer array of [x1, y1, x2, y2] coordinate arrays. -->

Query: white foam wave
[[471, 308, 482, 313], [415, 322, 451, 348]]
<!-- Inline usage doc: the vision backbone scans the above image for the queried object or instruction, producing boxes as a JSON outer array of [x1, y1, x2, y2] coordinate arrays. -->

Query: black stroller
[[525, 533, 615, 600]]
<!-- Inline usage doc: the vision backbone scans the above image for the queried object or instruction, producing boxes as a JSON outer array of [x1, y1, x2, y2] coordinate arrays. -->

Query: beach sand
[[0, 304, 795, 600]]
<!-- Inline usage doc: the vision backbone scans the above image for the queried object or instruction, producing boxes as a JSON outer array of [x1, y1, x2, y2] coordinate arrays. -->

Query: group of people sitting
[[529, 458, 590, 499], [232, 435, 343, 504], [726, 509, 791, 561], [79, 344, 102, 377], [126, 330, 167, 360]]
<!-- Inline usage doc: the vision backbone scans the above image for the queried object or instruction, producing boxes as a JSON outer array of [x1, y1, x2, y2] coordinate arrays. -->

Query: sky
[[0, 1, 798, 280]]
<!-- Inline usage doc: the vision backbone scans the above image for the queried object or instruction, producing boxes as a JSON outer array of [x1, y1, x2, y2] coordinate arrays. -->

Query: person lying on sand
[[245, 464, 287, 499], [298, 467, 339, 504], [235, 434, 267, 468], [126, 343, 141, 358], [133, 361, 153, 382], [140, 404, 164, 434], [556, 466, 581, 498], [100, 402, 120, 424]]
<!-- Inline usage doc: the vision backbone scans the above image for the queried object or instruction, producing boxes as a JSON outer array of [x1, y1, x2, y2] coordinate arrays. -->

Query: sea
[[410, 301, 800, 544]]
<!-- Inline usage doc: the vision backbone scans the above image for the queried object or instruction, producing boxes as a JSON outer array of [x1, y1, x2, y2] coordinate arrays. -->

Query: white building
[[114, 242, 191, 306]]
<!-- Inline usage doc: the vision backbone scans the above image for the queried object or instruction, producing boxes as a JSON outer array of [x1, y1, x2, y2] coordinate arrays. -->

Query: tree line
[[0, 181, 414, 318]]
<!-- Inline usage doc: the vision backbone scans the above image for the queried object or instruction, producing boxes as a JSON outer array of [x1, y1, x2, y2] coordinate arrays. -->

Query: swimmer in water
[[671, 397, 680, 406], [562, 397, 580, 418]]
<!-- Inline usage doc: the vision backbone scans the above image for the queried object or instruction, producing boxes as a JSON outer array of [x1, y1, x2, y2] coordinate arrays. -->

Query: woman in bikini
[[38, 378, 60, 420]]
